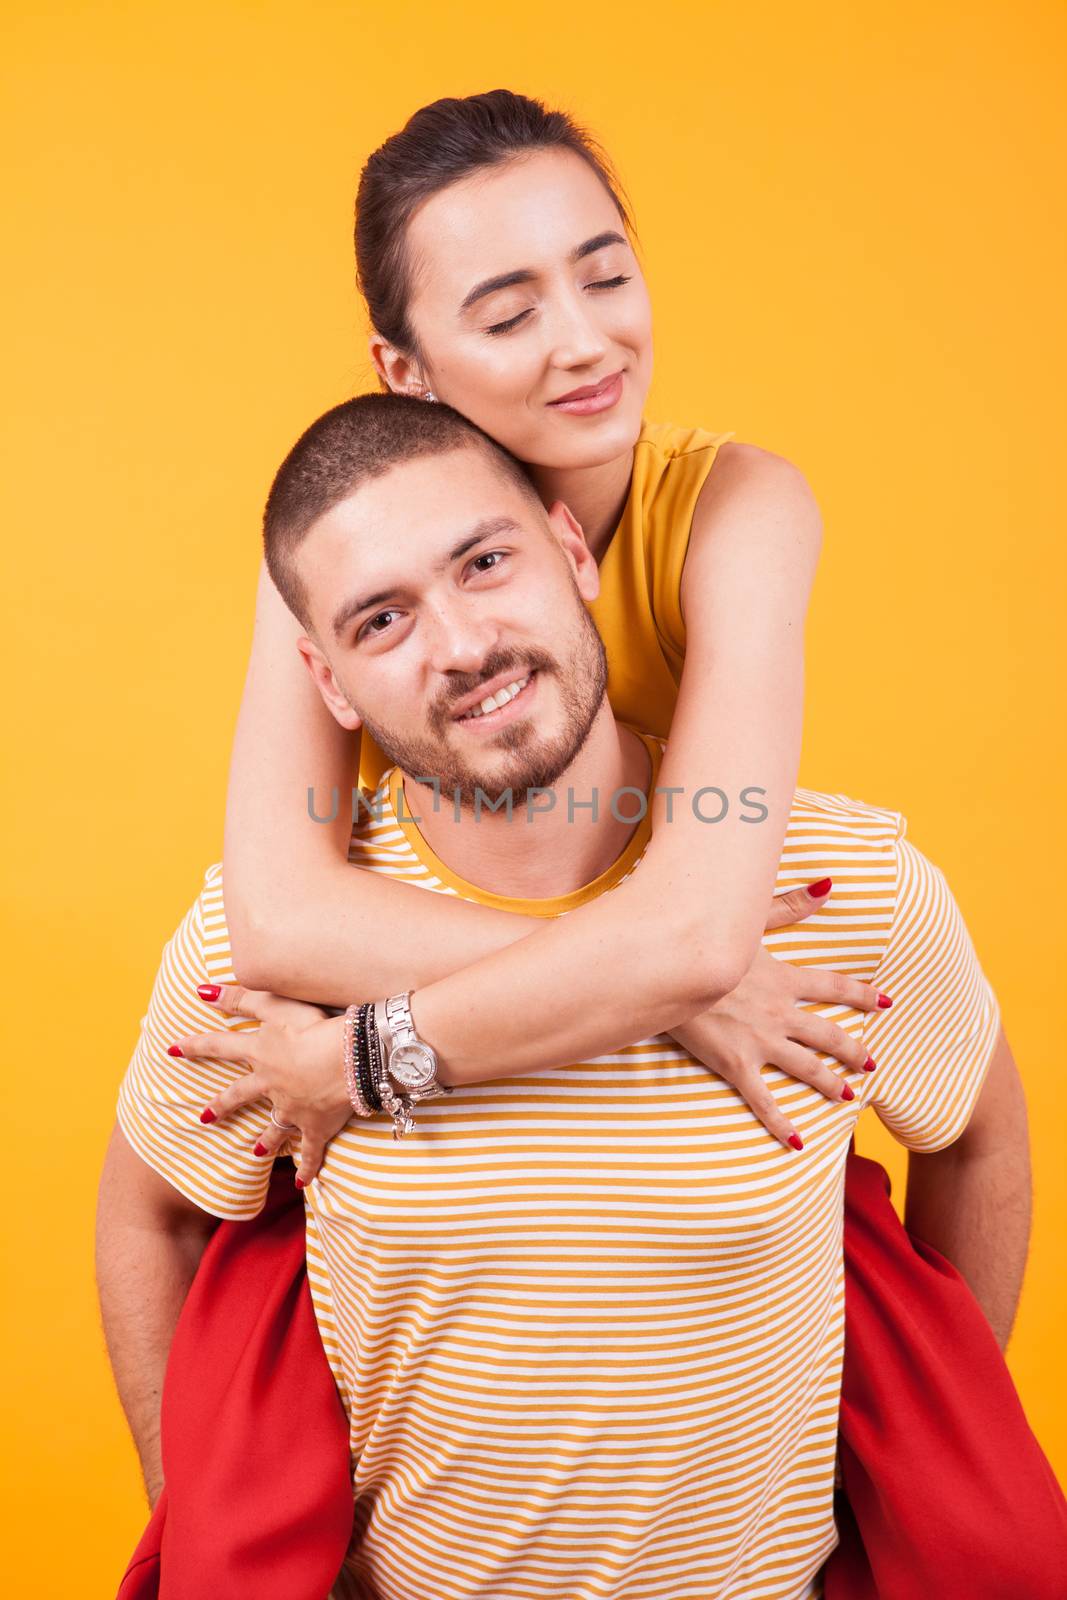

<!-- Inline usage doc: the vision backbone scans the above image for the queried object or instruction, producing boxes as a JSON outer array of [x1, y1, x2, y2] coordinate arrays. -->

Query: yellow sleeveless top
[[356, 418, 736, 789]]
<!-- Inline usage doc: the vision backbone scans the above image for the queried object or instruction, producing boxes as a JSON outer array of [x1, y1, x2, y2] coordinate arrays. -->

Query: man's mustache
[[432, 646, 558, 727]]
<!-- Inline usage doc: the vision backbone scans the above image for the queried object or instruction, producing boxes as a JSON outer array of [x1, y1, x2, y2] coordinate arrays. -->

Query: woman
[[125, 91, 1066, 1599]]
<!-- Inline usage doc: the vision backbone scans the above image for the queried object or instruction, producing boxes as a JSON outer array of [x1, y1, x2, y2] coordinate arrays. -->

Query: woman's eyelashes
[[484, 275, 633, 337], [485, 310, 532, 337]]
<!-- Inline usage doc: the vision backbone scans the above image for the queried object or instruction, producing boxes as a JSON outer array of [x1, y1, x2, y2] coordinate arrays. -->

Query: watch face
[[389, 1042, 437, 1090]]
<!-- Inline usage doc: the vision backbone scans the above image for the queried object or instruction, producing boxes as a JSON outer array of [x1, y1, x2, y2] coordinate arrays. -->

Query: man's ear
[[296, 637, 363, 732], [545, 500, 601, 603], [368, 332, 427, 399]]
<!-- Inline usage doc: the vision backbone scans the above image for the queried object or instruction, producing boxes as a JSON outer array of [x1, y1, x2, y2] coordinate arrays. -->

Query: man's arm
[[903, 1027, 1031, 1350], [96, 1122, 218, 1506]]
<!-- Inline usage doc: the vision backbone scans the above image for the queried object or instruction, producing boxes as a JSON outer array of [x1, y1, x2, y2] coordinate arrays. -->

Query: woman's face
[[375, 148, 654, 472]]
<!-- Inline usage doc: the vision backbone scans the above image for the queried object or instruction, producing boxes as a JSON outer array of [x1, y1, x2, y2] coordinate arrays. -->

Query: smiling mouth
[[549, 370, 624, 405], [454, 670, 535, 722]]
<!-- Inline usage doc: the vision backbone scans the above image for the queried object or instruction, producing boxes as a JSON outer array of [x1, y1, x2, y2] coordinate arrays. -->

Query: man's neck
[[398, 714, 652, 901]]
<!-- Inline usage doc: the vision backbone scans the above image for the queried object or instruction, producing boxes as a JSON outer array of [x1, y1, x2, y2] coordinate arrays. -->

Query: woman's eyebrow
[[458, 229, 628, 313]]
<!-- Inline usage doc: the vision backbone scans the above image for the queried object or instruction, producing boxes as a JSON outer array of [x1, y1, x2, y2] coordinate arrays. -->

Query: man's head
[[264, 392, 609, 806]]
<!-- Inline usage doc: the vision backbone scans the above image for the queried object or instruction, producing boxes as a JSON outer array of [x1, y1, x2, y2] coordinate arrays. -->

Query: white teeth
[[460, 674, 530, 720]]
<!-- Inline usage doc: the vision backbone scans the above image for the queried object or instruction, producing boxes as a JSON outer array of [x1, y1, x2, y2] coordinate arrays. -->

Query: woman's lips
[[547, 371, 625, 416]]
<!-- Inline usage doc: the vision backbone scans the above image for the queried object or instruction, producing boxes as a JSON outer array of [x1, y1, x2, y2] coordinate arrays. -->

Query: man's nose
[[425, 601, 500, 677]]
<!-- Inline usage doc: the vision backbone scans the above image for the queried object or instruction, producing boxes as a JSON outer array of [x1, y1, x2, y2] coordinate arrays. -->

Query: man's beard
[[353, 598, 609, 810]]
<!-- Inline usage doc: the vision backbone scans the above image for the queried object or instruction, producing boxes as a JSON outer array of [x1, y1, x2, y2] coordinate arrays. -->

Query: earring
[[423, 389, 437, 403]]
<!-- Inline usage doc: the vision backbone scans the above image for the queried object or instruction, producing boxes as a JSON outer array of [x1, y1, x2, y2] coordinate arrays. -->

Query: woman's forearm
[[244, 852, 551, 999]]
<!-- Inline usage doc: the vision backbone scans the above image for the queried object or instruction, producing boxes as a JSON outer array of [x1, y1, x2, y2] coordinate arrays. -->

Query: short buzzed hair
[[263, 392, 545, 630]]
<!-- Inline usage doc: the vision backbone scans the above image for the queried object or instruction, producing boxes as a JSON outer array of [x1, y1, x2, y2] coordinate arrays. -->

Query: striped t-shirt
[[118, 729, 1000, 1600]]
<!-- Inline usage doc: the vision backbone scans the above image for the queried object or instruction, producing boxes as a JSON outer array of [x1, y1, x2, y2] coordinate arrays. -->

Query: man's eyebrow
[[458, 230, 629, 314], [330, 514, 523, 639]]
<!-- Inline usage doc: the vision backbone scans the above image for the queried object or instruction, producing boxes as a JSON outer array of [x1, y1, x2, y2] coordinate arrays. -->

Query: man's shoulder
[[787, 786, 906, 843], [153, 862, 235, 989], [762, 789, 910, 983], [778, 786, 906, 898]]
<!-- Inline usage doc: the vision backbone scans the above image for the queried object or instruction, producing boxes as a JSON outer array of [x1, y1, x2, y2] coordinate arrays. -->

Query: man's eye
[[360, 609, 400, 640], [470, 551, 508, 574], [587, 274, 632, 291]]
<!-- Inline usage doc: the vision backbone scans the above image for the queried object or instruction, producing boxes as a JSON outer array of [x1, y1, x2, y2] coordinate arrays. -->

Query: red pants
[[118, 1153, 1067, 1600]]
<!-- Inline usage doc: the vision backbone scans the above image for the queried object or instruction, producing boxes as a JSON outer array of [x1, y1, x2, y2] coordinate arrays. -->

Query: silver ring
[[269, 1107, 298, 1131]]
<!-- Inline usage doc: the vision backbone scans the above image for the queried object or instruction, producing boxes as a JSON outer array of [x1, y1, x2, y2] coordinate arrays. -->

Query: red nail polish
[[295, 1177, 305, 1190], [200, 1108, 216, 1124], [877, 993, 893, 1009], [197, 984, 221, 1002], [167, 1045, 184, 1057], [788, 1133, 804, 1151], [841, 1083, 855, 1101], [808, 877, 833, 897], [253, 1142, 268, 1157], [863, 1057, 877, 1073]]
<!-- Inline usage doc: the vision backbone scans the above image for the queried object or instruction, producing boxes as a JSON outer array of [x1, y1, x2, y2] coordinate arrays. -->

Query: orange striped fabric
[[118, 728, 999, 1599]]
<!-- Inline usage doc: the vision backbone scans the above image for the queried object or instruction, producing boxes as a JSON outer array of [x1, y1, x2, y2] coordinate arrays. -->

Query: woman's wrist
[[341, 991, 455, 1136]]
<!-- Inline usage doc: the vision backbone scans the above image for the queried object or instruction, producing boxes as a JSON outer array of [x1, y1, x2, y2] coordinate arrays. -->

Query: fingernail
[[197, 984, 221, 1002], [841, 1083, 855, 1101], [808, 877, 833, 897], [167, 1045, 184, 1057], [295, 1177, 306, 1190], [863, 1056, 877, 1073], [253, 1142, 268, 1157], [200, 1108, 216, 1124], [877, 993, 893, 1009], [788, 1133, 804, 1151]]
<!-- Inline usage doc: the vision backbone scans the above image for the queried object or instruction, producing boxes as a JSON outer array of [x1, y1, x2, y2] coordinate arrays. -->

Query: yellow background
[[3, 2, 1064, 1590]]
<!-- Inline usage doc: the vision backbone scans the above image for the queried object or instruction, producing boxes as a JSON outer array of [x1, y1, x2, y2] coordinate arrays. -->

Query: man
[[98, 394, 1045, 1597]]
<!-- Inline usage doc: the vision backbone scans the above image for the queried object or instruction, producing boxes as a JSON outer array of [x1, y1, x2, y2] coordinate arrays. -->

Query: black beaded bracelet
[[366, 1001, 382, 1090], [355, 1001, 382, 1113]]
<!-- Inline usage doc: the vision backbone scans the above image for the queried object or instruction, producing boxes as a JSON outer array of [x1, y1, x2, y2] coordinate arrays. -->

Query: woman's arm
[[224, 445, 820, 1074], [224, 561, 542, 994], [408, 443, 820, 1075]]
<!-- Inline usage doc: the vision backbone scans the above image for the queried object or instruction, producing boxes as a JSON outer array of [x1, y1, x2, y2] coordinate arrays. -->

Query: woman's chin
[[525, 410, 645, 473]]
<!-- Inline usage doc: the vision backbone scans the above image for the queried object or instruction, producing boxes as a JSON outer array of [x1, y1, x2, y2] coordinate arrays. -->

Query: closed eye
[[485, 275, 633, 337], [485, 309, 533, 337]]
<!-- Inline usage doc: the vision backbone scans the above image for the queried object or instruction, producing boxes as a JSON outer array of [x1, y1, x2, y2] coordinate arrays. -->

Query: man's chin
[[428, 730, 576, 810]]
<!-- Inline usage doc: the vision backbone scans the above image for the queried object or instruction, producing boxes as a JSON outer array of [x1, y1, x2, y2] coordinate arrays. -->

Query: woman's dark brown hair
[[355, 89, 633, 364]]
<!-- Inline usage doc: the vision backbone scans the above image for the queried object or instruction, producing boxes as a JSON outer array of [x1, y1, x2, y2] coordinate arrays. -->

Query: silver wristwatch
[[377, 993, 452, 1103]]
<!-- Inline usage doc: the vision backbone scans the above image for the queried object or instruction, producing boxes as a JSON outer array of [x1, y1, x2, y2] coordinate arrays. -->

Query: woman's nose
[[547, 290, 609, 370]]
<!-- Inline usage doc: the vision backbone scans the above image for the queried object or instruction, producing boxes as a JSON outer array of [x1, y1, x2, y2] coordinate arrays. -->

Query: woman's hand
[[669, 880, 890, 1151], [169, 985, 351, 1187]]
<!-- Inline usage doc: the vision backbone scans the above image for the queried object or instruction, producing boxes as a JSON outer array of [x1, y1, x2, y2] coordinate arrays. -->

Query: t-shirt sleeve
[[116, 867, 285, 1220], [861, 820, 1000, 1152]]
